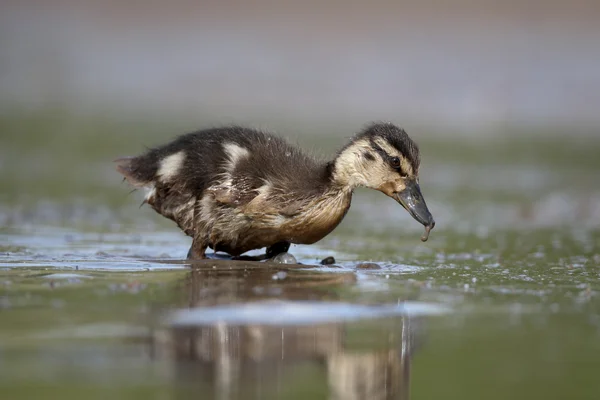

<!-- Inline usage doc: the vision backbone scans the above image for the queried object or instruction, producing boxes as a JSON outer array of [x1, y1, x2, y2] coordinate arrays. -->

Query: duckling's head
[[332, 122, 435, 230]]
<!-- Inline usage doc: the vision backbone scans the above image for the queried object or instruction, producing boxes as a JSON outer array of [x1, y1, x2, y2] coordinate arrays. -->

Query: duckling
[[115, 122, 435, 260]]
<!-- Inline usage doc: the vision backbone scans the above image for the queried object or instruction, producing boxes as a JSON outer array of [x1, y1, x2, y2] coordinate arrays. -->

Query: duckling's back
[[116, 126, 330, 238]]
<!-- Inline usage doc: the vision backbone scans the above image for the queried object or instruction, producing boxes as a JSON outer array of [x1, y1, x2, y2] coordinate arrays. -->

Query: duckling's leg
[[231, 242, 291, 262], [187, 237, 208, 260], [266, 241, 291, 258]]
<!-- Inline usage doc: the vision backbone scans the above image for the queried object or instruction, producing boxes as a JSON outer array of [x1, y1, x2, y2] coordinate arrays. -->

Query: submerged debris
[[320, 256, 336, 265]]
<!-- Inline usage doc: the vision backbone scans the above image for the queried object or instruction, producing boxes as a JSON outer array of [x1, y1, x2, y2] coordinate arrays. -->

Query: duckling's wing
[[116, 127, 275, 232], [216, 137, 328, 217], [116, 126, 327, 234]]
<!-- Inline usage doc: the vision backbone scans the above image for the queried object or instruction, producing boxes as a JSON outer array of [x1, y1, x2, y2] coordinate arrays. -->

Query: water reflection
[[150, 263, 427, 400]]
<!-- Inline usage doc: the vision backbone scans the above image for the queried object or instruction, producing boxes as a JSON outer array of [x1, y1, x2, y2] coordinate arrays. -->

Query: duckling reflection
[[150, 264, 424, 400]]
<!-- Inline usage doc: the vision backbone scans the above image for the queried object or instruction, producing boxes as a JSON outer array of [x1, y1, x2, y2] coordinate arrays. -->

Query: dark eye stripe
[[370, 139, 407, 175], [369, 140, 388, 159], [363, 151, 375, 161]]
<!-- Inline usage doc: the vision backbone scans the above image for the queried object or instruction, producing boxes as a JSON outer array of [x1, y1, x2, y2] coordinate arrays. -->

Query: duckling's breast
[[280, 191, 353, 244], [205, 188, 352, 255]]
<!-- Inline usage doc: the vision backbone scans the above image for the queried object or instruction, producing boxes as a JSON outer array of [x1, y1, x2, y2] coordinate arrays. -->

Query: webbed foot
[[232, 252, 297, 264]]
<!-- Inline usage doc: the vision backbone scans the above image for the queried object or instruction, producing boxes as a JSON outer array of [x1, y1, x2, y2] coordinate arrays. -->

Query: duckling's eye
[[390, 157, 401, 168]]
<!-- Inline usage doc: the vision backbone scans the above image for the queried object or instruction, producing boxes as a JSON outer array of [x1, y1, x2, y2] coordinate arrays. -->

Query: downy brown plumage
[[116, 122, 435, 260]]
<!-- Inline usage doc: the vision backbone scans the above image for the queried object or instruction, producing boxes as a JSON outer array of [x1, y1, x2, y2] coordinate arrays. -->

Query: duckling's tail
[[114, 157, 151, 188], [115, 155, 195, 235]]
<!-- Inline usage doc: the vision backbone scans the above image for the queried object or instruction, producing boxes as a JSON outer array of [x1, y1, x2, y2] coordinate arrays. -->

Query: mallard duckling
[[116, 122, 435, 260]]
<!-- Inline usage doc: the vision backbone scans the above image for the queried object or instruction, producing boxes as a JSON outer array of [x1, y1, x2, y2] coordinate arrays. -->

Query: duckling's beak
[[393, 180, 435, 229]]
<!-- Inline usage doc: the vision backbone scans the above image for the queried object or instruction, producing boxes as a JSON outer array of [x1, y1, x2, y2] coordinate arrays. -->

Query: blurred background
[[2, 2, 600, 399], [1, 0, 600, 128]]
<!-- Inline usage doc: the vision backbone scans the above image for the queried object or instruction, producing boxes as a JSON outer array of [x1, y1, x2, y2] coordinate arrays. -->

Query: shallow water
[[1, 114, 600, 399]]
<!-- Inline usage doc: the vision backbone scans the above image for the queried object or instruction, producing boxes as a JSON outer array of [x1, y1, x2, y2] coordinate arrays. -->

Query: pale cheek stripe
[[401, 159, 413, 176]]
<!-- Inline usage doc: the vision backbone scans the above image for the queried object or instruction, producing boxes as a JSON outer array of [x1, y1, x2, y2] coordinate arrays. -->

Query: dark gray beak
[[393, 179, 435, 230]]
